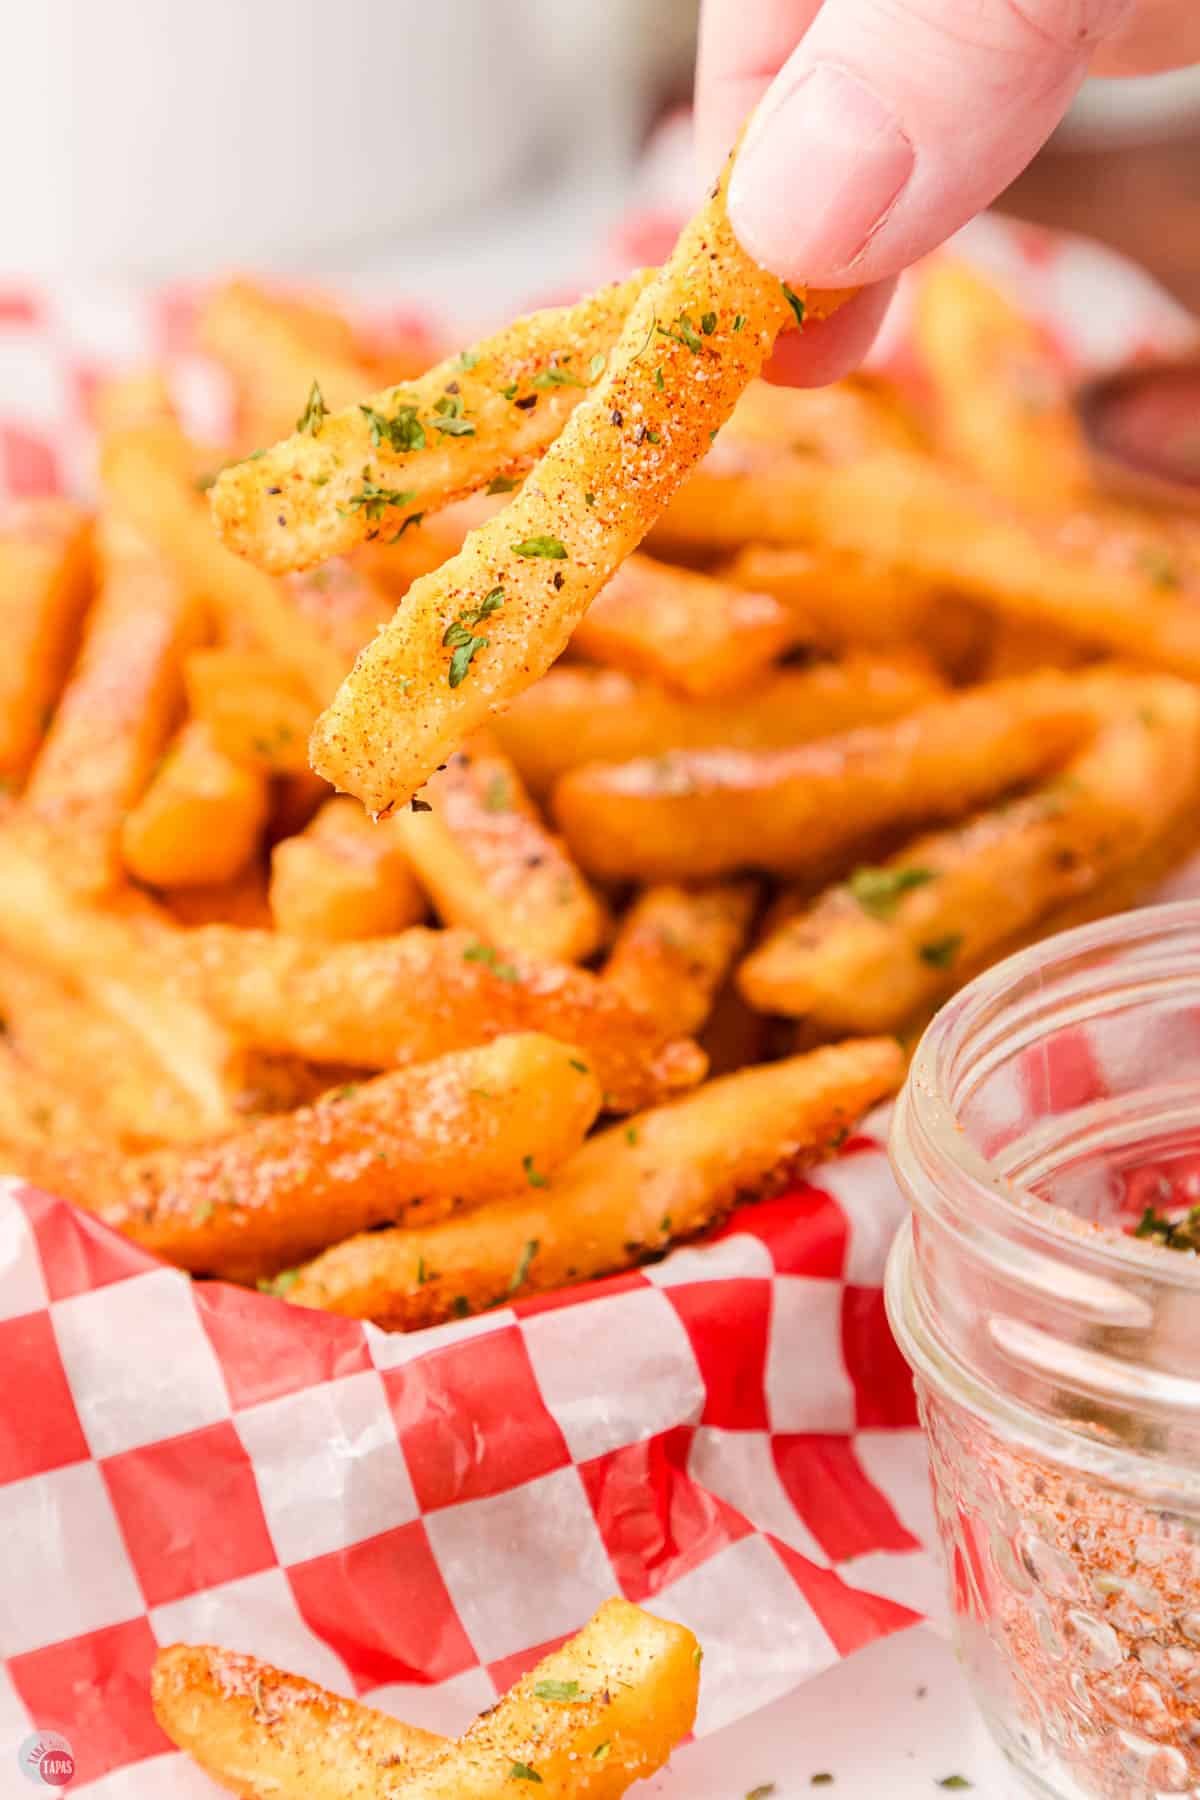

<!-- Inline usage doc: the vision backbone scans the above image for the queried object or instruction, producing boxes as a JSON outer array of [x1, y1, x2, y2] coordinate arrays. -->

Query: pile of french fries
[[4, 175, 1200, 1336], [153, 1598, 701, 1800]]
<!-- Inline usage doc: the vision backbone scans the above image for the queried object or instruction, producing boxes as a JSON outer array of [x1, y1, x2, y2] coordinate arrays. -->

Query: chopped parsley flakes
[[296, 380, 326, 435], [782, 283, 806, 328], [443, 586, 504, 687], [919, 933, 963, 969], [848, 865, 935, 919], [341, 471, 417, 520], [533, 1679, 580, 1703], [462, 941, 520, 981], [512, 535, 567, 559]]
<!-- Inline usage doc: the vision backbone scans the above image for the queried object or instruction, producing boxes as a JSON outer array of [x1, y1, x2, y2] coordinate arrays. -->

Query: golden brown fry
[[121, 720, 268, 889], [603, 880, 758, 1037], [185, 648, 316, 773], [270, 796, 426, 940], [166, 867, 274, 930], [0, 826, 256, 1137], [99, 420, 348, 700], [698, 975, 772, 1076], [723, 543, 942, 651], [307, 151, 848, 813], [727, 371, 922, 458], [353, 495, 502, 598], [31, 1034, 602, 1281], [280, 557, 395, 670], [152, 1644, 442, 1800], [176, 924, 705, 1113], [210, 271, 656, 573], [288, 1037, 901, 1326], [554, 673, 1094, 882], [652, 437, 832, 554], [0, 500, 94, 786], [975, 615, 1091, 680], [571, 552, 797, 698], [0, 1038, 108, 1152], [913, 258, 1090, 510], [393, 734, 609, 962], [24, 529, 200, 895], [0, 954, 218, 1150], [348, 1599, 699, 1800], [738, 676, 1200, 1031], [493, 656, 943, 798]]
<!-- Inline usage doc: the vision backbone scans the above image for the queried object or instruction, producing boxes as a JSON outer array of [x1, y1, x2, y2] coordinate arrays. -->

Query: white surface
[[657, 1625, 1020, 1798]]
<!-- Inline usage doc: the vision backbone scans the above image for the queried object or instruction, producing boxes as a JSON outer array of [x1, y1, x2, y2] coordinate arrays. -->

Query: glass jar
[[886, 902, 1200, 1799]]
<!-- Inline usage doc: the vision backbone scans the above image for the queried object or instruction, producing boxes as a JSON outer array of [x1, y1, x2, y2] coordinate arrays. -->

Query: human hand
[[697, 0, 1200, 383]]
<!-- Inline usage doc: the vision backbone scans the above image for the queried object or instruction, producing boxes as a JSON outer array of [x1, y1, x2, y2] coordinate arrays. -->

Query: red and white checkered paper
[[0, 190, 1194, 1794]]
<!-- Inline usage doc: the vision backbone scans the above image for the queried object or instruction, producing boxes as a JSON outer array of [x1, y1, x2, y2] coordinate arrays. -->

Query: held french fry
[[603, 880, 758, 1037], [27, 1034, 602, 1281], [210, 272, 657, 573], [554, 673, 1096, 882], [177, 924, 706, 1113], [0, 500, 94, 785], [122, 720, 269, 889], [739, 676, 1200, 1031], [185, 649, 317, 773], [571, 552, 798, 699], [913, 258, 1090, 510], [152, 1645, 443, 1800], [24, 529, 201, 895], [492, 656, 943, 798], [288, 1037, 902, 1326], [307, 149, 848, 813], [270, 796, 426, 940], [392, 734, 609, 963]]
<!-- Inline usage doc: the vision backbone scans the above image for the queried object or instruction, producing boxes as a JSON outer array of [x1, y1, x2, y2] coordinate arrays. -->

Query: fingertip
[[762, 280, 897, 387]]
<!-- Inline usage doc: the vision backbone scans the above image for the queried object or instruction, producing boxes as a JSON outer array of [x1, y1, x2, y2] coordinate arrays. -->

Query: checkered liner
[[0, 207, 1191, 1793]]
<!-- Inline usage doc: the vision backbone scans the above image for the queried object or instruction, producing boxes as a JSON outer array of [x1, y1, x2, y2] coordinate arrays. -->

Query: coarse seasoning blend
[[887, 903, 1200, 1800]]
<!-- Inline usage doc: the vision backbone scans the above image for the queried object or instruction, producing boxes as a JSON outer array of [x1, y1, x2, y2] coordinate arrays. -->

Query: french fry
[[913, 258, 1091, 510], [0, 826, 257, 1137], [553, 673, 1095, 881], [0, 500, 94, 786], [30, 1034, 602, 1281], [176, 924, 706, 1113], [975, 614, 1091, 680], [306, 150, 848, 813], [270, 796, 426, 940], [652, 437, 834, 554], [210, 271, 657, 573], [570, 552, 798, 698], [492, 656, 944, 798], [0, 1039, 106, 1153], [727, 371, 922, 458], [152, 1645, 443, 1800], [281, 557, 395, 669], [24, 527, 200, 895], [99, 419, 349, 700], [738, 676, 1200, 1031], [698, 975, 772, 1076], [722, 543, 956, 654], [167, 867, 274, 930], [288, 1037, 902, 1326], [121, 720, 268, 889], [0, 954, 218, 1149], [185, 648, 317, 773], [91, 366, 179, 437], [354, 494, 502, 598], [602, 880, 758, 1037], [392, 734, 609, 962]]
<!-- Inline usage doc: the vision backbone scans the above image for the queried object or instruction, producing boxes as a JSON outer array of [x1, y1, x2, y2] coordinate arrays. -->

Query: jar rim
[[903, 897, 1200, 1295]]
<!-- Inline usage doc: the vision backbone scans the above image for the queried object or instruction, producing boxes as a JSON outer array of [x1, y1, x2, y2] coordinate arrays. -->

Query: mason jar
[[887, 902, 1200, 1799]]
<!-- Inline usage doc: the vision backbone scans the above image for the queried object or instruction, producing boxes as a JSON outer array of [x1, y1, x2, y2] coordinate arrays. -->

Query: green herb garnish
[[341, 472, 417, 521], [443, 586, 504, 687], [457, 350, 480, 371], [588, 352, 606, 381], [257, 1268, 299, 1297], [591, 1743, 611, 1763], [1133, 1203, 1200, 1251], [532, 364, 587, 390], [700, 311, 717, 335], [512, 535, 567, 559], [848, 865, 935, 919], [919, 934, 963, 969], [508, 1238, 540, 1293], [733, 313, 747, 333], [937, 1781, 972, 1792], [359, 401, 425, 453], [533, 1679, 580, 1703], [656, 312, 703, 354], [297, 380, 326, 435], [462, 941, 520, 981], [782, 283, 806, 328], [523, 1155, 549, 1189], [432, 393, 475, 436], [486, 475, 519, 495]]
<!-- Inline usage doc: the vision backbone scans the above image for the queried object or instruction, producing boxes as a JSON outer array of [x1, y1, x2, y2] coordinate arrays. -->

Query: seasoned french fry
[[0, 500, 94, 786], [723, 543, 949, 652], [652, 438, 833, 554], [306, 149, 848, 813], [185, 648, 316, 773], [975, 614, 1091, 680], [698, 975, 772, 1076], [0, 826, 257, 1137], [24, 528, 200, 895], [553, 673, 1095, 881], [152, 1644, 443, 1800], [571, 552, 798, 698], [492, 656, 943, 798], [99, 420, 349, 700], [288, 1037, 902, 1325], [281, 558, 395, 669], [210, 271, 657, 573], [91, 366, 179, 437], [122, 720, 268, 889], [354, 495, 502, 598], [727, 371, 922, 458], [29, 1034, 602, 1280], [346, 1599, 699, 1800], [0, 1038, 106, 1153], [166, 867, 273, 930], [738, 676, 1200, 1030], [270, 796, 426, 940], [603, 881, 758, 1037], [176, 924, 706, 1113], [0, 954, 218, 1149], [393, 734, 609, 962], [913, 258, 1090, 510]]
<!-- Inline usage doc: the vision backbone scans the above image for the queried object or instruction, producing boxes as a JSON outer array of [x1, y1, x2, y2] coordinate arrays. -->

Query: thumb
[[727, 0, 1135, 287]]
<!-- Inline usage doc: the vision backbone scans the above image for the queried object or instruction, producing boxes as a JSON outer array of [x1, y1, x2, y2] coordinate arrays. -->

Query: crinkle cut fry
[[307, 146, 850, 814]]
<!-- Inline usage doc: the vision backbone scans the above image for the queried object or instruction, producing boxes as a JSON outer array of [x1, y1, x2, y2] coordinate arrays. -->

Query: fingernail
[[728, 63, 915, 280]]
